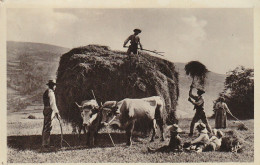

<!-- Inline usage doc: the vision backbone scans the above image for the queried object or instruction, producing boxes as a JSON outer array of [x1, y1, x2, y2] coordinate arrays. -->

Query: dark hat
[[46, 80, 57, 86], [197, 88, 205, 94], [219, 97, 225, 102], [217, 130, 224, 138], [133, 28, 142, 33]]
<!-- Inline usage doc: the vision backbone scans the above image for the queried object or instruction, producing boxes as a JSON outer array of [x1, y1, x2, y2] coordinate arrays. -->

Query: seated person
[[184, 123, 210, 152], [147, 124, 182, 153], [203, 129, 224, 151]]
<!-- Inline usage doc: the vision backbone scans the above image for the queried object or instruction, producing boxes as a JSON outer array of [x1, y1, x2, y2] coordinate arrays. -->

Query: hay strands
[[227, 111, 251, 131]]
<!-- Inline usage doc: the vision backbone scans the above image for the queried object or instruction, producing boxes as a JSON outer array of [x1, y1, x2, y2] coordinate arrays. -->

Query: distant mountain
[[174, 62, 226, 118]]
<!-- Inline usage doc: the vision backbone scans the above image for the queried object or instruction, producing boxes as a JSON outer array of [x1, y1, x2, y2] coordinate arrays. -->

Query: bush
[[214, 66, 254, 119]]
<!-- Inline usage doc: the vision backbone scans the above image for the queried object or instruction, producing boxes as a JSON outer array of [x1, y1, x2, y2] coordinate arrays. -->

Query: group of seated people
[[148, 123, 223, 153]]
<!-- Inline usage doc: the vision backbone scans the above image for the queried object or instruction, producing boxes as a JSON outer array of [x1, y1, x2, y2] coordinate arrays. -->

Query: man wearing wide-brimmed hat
[[42, 80, 60, 150], [123, 28, 143, 58], [188, 85, 212, 137], [147, 124, 182, 153]]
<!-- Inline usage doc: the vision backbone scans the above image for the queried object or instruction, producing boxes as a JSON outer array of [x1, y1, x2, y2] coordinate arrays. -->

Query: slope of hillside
[[7, 41, 70, 76], [175, 62, 226, 118], [7, 41, 70, 109]]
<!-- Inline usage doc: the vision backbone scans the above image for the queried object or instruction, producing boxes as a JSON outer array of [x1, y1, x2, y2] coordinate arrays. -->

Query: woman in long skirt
[[214, 97, 231, 129]]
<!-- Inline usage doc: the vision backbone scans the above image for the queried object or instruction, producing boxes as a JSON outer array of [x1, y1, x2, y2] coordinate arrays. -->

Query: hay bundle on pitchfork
[[184, 61, 209, 89]]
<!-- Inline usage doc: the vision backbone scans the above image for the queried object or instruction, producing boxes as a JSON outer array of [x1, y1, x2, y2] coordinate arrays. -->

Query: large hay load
[[56, 45, 179, 129]]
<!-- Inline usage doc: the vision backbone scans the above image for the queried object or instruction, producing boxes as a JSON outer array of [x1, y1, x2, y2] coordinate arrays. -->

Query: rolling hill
[[7, 41, 70, 79], [7, 41, 70, 109], [7, 41, 226, 118]]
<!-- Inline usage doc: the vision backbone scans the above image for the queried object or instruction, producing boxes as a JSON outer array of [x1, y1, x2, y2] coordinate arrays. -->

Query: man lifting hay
[[185, 61, 212, 136], [123, 28, 143, 62]]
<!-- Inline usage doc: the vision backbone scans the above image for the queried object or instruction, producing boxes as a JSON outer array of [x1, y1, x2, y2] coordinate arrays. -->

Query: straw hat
[[196, 123, 206, 130], [168, 124, 182, 133]]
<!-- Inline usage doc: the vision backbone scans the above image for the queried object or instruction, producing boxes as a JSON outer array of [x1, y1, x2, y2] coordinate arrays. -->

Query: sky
[[7, 8, 253, 74]]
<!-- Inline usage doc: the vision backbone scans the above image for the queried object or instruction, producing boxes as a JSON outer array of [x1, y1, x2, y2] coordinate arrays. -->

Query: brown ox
[[75, 99, 101, 146], [101, 96, 165, 146]]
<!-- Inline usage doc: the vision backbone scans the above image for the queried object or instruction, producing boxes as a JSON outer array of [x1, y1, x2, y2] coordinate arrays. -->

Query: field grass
[[7, 109, 254, 163]]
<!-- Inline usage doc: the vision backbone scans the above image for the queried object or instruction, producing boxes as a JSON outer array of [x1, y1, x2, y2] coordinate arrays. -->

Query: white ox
[[101, 96, 165, 146]]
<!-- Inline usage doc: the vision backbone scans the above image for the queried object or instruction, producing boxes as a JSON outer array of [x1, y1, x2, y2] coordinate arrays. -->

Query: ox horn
[[75, 102, 82, 109]]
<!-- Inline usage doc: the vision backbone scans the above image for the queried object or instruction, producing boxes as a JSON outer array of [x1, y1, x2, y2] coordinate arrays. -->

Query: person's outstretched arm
[[123, 35, 131, 47], [138, 37, 143, 50]]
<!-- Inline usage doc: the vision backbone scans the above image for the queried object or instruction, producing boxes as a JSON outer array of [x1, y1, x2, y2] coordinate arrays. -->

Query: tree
[[215, 66, 254, 119]]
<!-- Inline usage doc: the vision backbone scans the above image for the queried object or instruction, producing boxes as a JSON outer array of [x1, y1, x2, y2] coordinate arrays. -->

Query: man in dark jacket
[[188, 85, 212, 136], [123, 28, 143, 58], [147, 124, 182, 153], [42, 80, 60, 150]]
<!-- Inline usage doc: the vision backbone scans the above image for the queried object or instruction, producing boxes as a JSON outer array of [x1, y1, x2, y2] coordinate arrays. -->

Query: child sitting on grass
[[147, 124, 182, 153], [203, 129, 224, 151], [183, 123, 209, 152]]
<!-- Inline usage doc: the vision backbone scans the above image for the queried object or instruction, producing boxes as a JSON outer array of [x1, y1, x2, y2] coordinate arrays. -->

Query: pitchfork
[[124, 46, 165, 56]]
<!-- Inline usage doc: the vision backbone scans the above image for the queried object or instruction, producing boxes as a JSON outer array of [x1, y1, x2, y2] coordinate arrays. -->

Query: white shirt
[[191, 129, 210, 144], [48, 89, 59, 115]]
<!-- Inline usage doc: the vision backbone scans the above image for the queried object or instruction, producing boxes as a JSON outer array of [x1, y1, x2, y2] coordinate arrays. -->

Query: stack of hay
[[55, 45, 179, 131]]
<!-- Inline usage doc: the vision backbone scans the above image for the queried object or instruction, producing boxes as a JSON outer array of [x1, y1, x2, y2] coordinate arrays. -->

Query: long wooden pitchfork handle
[[124, 46, 164, 56], [108, 132, 115, 147], [56, 114, 71, 148]]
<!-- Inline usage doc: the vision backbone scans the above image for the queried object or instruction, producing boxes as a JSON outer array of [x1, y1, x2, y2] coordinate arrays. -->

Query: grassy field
[[7, 108, 254, 163]]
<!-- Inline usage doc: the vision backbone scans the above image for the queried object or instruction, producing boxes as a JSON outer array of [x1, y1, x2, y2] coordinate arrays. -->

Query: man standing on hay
[[188, 85, 212, 136], [123, 28, 143, 61], [42, 80, 60, 151]]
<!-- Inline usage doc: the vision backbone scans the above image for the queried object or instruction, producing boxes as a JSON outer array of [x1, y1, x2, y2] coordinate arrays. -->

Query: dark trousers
[[190, 110, 212, 134], [127, 44, 139, 65], [154, 145, 172, 152], [127, 44, 138, 55], [42, 107, 53, 147]]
